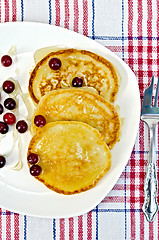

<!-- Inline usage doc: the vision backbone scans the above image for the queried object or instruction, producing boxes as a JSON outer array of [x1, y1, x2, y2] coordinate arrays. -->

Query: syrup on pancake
[[31, 89, 120, 149], [29, 49, 119, 104], [27, 121, 111, 195]]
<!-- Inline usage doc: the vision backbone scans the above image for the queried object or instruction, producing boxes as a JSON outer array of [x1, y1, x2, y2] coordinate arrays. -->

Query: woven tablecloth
[[0, 0, 158, 239]]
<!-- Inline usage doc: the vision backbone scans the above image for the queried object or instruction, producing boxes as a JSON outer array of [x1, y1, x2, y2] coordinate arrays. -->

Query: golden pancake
[[29, 49, 119, 104], [31, 89, 120, 149], [27, 121, 111, 195]]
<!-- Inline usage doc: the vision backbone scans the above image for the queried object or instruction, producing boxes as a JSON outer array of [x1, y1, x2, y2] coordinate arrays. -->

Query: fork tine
[[154, 76, 159, 107], [142, 75, 154, 107]]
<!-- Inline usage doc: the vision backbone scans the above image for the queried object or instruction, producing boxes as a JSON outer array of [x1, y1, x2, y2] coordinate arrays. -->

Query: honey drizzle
[[0, 77, 34, 170], [9, 78, 35, 121], [0, 134, 5, 142], [12, 134, 22, 170], [5, 126, 18, 158], [8, 45, 17, 56], [7, 46, 20, 75], [10, 79, 34, 170], [34, 45, 67, 64]]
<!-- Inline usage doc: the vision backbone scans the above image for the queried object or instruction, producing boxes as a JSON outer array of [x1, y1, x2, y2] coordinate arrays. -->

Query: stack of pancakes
[[27, 48, 120, 194]]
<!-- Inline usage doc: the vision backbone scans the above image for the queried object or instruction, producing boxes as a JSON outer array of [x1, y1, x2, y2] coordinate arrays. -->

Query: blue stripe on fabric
[[121, 0, 127, 239], [53, 219, 56, 240], [132, 150, 159, 154], [92, 209, 142, 213], [122, 0, 124, 60], [21, 0, 24, 21], [95, 205, 98, 240], [132, 151, 149, 154], [1, 212, 14, 215], [49, 0, 52, 24], [0, 209, 142, 215], [0, 208, 141, 216], [88, 36, 159, 40], [24, 215, 27, 240], [92, 0, 95, 39]]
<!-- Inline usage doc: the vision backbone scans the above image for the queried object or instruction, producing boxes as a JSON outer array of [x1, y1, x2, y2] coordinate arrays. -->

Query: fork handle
[[142, 124, 158, 222]]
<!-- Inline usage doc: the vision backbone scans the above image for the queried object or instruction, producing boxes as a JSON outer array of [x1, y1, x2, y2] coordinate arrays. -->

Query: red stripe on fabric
[[87, 211, 92, 240], [102, 196, 126, 203], [133, 70, 156, 78], [103, 196, 144, 203], [64, 0, 69, 29], [149, 222, 154, 240], [78, 215, 83, 240], [5, 0, 9, 22], [121, 171, 146, 179], [128, 0, 134, 70], [6, 211, 11, 239], [69, 218, 74, 240], [74, 0, 79, 32], [55, 0, 60, 26], [60, 219, 65, 239], [112, 184, 126, 191], [112, 184, 142, 191], [14, 213, 19, 240], [130, 152, 136, 240], [128, 0, 133, 37], [147, 0, 152, 36], [107, 46, 158, 53], [12, 0, 17, 21], [147, 0, 153, 78], [83, 0, 88, 36], [124, 59, 158, 66], [114, 170, 148, 179], [0, 209, 2, 240], [107, 46, 124, 52]]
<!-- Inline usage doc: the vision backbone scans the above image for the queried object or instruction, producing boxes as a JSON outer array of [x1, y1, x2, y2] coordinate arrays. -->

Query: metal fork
[[141, 75, 159, 222]]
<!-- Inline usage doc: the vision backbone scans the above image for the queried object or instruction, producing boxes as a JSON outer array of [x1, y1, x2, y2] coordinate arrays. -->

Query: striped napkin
[[0, 0, 159, 239]]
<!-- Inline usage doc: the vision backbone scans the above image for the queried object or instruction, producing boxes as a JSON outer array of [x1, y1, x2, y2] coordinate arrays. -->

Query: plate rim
[[0, 21, 141, 218]]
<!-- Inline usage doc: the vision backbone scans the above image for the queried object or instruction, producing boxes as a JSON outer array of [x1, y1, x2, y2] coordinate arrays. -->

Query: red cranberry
[[3, 80, 15, 93], [0, 122, 9, 134], [0, 104, 3, 114], [16, 120, 28, 133], [27, 153, 39, 165], [0, 156, 6, 168], [4, 98, 16, 110], [3, 113, 16, 125], [49, 58, 61, 70], [72, 77, 83, 87], [30, 165, 42, 176], [34, 115, 46, 127], [1, 55, 12, 67]]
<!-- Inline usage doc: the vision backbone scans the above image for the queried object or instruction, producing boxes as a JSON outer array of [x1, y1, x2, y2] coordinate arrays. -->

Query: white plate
[[0, 22, 140, 218]]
